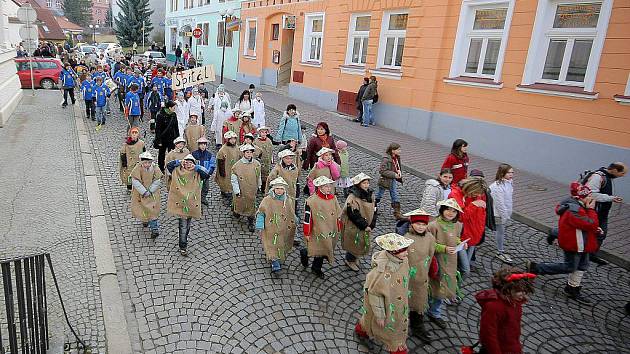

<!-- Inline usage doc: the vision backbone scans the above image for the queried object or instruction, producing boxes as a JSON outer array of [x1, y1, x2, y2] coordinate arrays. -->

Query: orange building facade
[[236, 0, 630, 197]]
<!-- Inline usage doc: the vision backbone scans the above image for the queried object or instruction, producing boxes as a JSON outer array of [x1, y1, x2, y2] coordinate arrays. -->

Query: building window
[[345, 13, 371, 66], [377, 11, 408, 69], [96, 19, 101, 24], [243, 19, 257, 57], [56, 0, 61, 7], [271, 24, 279, 40], [217, 22, 233, 47], [302, 13, 324, 63], [170, 27, 178, 51], [522, 0, 612, 91], [170, 0, 178, 12], [46, 0, 52, 7], [196, 23, 209, 46]]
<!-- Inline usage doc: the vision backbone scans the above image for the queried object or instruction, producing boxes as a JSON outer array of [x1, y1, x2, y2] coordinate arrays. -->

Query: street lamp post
[[88, 24, 99, 44], [218, 8, 234, 84]]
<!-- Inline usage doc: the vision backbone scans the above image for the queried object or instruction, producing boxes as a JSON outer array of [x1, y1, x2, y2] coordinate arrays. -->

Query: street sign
[[19, 25, 38, 41], [192, 28, 202, 39], [172, 64, 216, 90], [226, 18, 241, 31], [17, 5, 37, 23]]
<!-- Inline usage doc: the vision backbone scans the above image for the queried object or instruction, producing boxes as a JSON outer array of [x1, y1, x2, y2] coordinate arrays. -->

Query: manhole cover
[[527, 184, 548, 191]]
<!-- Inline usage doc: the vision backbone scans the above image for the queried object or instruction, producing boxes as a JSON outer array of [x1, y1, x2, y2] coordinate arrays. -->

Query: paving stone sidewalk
[[0, 91, 106, 352], [80, 89, 629, 353], [217, 80, 630, 269]]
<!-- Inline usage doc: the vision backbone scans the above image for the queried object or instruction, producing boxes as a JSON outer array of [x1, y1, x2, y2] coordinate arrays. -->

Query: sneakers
[[564, 285, 593, 305], [179, 248, 188, 256], [497, 253, 514, 264], [345, 260, 359, 272], [271, 260, 281, 273], [95, 124, 102, 131], [427, 315, 447, 329]]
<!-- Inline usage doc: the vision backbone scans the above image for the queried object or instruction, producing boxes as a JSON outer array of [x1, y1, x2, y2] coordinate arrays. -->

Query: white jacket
[[252, 98, 266, 128], [212, 93, 231, 121], [234, 99, 253, 116], [210, 108, 233, 145], [420, 179, 447, 217], [490, 179, 513, 222], [188, 96, 204, 120], [175, 99, 190, 136]]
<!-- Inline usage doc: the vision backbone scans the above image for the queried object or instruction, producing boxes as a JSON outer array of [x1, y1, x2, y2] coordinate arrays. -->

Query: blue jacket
[[58, 69, 76, 88], [94, 83, 111, 107], [113, 71, 127, 87], [81, 80, 95, 100], [125, 91, 141, 115], [127, 75, 145, 92], [275, 112, 303, 143], [92, 71, 110, 82], [151, 76, 166, 95], [192, 149, 216, 175], [164, 78, 173, 99]]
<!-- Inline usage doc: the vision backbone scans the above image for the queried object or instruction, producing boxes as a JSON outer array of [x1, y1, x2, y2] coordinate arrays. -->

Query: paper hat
[[278, 149, 295, 159], [437, 198, 463, 213], [351, 173, 371, 185], [139, 151, 154, 160], [243, 133, 255, 140], [182, 154, 196, 162], [239, 144, 256, 152], [240, 111, 252, 118], [313, 176, 335, 187], [316, 147, 335, 157], [269, 176, 289, 187], [375, 233, 414, 251], [257, 126, 270, 132], [223, 131, 238, 139], [197, 137, 209, 144], [173, 136, 186, 145], [403, 208, 431, 224]]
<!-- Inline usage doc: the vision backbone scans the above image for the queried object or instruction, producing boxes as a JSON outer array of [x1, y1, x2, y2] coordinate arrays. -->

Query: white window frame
[[345, 13, 371, 66], [448, 0, 515, 82], [376, 10, 409, 70], [46, 0, 52, 7], [521, 0, 613, 91], [302, 13, 325, 63], [243, 18, 257, 57]]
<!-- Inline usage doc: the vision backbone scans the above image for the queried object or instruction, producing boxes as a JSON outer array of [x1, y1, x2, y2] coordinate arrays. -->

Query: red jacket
[[556, 198, 600, 253], [476, 289, 524, 354], [442, 153, 469, 184], [448, 186, 486, 246]]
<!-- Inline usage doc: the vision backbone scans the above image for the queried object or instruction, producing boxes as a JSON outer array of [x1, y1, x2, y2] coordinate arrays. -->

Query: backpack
[[579, 169, 606, 189]]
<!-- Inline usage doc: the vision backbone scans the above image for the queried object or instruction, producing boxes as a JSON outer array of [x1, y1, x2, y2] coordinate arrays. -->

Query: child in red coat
[[474, 268, 535, 354]]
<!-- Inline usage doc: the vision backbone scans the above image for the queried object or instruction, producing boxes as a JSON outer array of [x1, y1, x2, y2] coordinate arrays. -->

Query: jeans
[[129, 115, 141, 128], [457, 246, 476, 279], [105, 99, 111, 114], [84, 99, 95, 118], [361, 99, 373, 126], [536, 251, 589, 275], [376, 180, 399, 203], [147, 219, 159, 232], [495, 223, 506, 253], [95, 106, 106, 124], [428, 298, 443, 318], [63, 88, 75, 105], [178, 217, 192, 249]]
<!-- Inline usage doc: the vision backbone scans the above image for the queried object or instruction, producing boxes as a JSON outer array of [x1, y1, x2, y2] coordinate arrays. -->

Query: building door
[[277, 28, 294, 87]]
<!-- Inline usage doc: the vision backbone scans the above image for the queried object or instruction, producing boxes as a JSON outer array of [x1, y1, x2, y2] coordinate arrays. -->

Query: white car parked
[[136, 51, 167, 65], [97, 43, 122, 55]]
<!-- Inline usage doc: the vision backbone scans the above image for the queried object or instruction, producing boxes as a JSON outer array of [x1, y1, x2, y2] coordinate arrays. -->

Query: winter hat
[[183, 154, 196, 162], [570, 181, 592, 198], [224, 131, 238, 140], [335, 140, 348, 150], [469, 169, 485, 178], [139, 151, 154, 161], [239, 144, 256, 152], [437, 198, 463, 213], [173, 136, 186, 145], [313, 176, 335, 187], [316, 147, 335, 157], [278, 149, 295, 159], [403, 208, 431, 224], [375, 233, 414, 252], [269, 176, 289, 188], [197, 137, 209, 144], [351, 173, 371, 185]]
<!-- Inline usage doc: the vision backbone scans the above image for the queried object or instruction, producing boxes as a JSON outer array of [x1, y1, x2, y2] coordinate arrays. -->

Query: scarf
[[318, 134, 329, 148]]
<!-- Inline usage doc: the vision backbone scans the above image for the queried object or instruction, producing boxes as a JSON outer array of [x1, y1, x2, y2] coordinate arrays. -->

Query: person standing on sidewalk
[[354, 77, 370, 124], [174, 44, 183, 66], [59, 63, 77, 108], [274, 104, 303, 145], [231, 144, 262, 232], [80, 74, 96, 120], [256, 176, 297, 273], [167, 154, 210, 256], [303, 122, 341, 171], [301, 176, 343, 279], [130, 151, 163, 238], [354, 233, 414, 354], [420, 169, 453, 218], [360, 76, 378, 127], [441, 139, 469, 185], [490, 164, 515, 264], [526, 182, 601, 304], [119, 127, 146, 191], [582, 162, 626, 265], [376, 143, 405, 221], [191, 137, 216, 206], [340, 173, 376, 272]]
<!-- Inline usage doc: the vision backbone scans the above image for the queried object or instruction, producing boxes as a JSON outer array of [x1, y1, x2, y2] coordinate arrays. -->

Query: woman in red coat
[[475, 268, 535, 354], [441, 139, 469, 184], [303, 122, 341, 171]]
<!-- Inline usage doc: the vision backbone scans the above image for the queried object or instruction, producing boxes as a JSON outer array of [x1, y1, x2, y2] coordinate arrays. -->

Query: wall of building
[[0, 49, 23, 126]]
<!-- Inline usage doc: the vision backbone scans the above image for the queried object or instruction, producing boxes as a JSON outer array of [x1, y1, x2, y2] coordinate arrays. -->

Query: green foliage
[[63, 0, 92, 27], [114, 0, 154, 47]]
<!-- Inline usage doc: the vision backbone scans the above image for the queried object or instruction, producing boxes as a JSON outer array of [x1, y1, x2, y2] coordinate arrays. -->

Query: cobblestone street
[[80, 88, 630, 353]]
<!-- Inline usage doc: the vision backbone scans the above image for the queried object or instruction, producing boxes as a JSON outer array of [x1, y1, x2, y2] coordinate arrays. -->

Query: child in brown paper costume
[[341, 173, 377, 272], [256, 177, 297, 273], [267, 149, 299, 201], [355, 233, 414, 354], [300, 176, 342, 279], [253, 126, 273, 191], [426, 198, 464, 329], [130, 151, 163, 238], [164, 136, 190, 191], [402, 208, 436, 343], [119, 127, 146, 190], [215, 131, 240, 200], [166, 154, 210, 256], [184, 114, 206, 152], [231, 143, 262, 232]]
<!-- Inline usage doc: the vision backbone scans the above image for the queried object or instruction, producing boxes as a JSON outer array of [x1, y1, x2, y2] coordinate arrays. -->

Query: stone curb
[[72, 104, 133, 354]]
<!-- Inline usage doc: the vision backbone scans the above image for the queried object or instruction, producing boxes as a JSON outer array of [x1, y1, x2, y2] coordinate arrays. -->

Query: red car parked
[[15, 57, 63, 89]]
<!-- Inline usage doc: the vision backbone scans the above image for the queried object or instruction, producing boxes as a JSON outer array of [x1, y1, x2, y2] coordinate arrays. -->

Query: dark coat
[[154, 107, 179, 150], [303, 135, 341, 170], [476, 289, 524, 354], [356, 83, 369, 109]]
